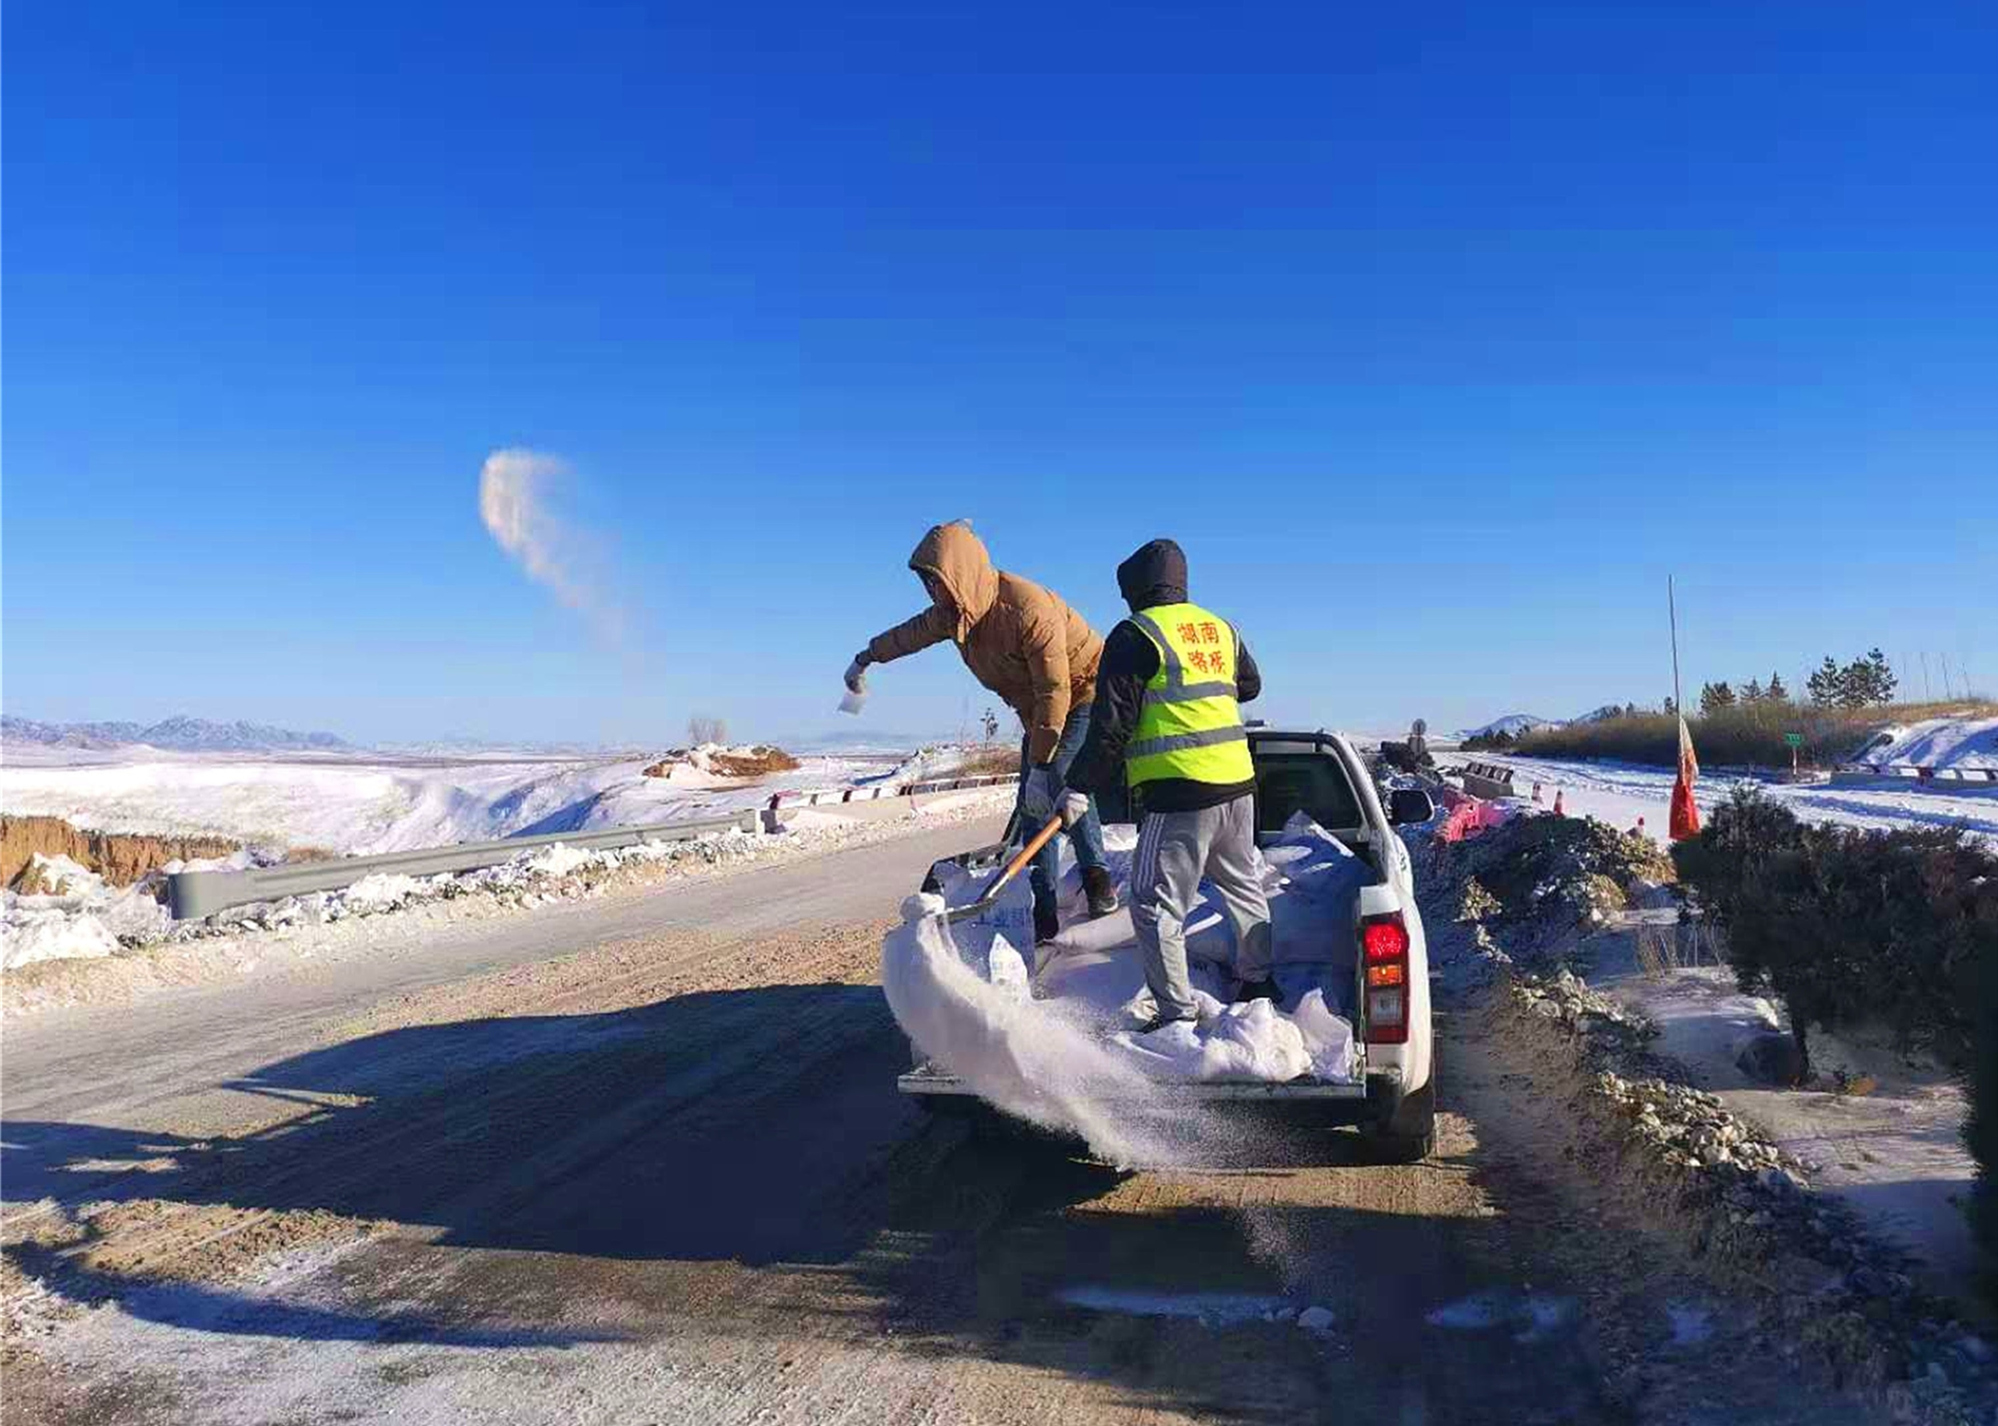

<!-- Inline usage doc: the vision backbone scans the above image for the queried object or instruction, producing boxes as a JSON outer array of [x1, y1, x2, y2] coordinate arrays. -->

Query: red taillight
[[1362, 912, 1410, 1044], [1363, 916, 1410, 963]]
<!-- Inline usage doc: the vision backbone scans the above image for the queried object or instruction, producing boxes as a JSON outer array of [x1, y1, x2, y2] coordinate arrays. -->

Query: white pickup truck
[[899, 728, 1440, 1162]]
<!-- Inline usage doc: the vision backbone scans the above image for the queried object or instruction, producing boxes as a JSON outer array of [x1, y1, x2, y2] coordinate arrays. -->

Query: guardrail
[[766, 772, 1019, 809], [166, 811, 759, 921], [1832, 763, 1998, 784]]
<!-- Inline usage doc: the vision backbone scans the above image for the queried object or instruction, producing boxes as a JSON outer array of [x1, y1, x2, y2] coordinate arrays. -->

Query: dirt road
[[5, 820, 1865, 1424]]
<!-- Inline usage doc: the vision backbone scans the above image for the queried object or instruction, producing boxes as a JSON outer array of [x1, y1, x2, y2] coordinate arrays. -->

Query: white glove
[[1058, 789, 1090, 828], [843, 655, 870, 694], [1020, 766, 1059, 819]]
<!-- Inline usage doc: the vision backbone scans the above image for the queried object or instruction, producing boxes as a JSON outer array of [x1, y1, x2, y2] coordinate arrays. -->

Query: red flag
[[1670, 715, 1701, 840]]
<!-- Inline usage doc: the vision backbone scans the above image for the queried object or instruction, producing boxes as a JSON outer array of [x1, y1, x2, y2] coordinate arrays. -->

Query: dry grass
[[951, 744, 1019, 778], [707, 746, 801, 777], [1514, 698, 1996, 770], [642, 746, 801, 781]]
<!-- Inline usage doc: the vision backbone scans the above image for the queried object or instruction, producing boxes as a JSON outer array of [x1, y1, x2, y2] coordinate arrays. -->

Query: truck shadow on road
[[4, 984, 1629, 1421]]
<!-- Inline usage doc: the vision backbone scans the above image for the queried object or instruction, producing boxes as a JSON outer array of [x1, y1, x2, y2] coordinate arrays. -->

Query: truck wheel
[[1364, 1059, 1437, 1164]]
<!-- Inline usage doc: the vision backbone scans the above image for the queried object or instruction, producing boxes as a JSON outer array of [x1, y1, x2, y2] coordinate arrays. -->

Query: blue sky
[[6, 1, 1994, 747]]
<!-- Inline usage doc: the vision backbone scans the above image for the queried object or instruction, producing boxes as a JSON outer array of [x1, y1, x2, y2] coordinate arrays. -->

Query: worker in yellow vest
[[1060, 539, 1274, 1033]]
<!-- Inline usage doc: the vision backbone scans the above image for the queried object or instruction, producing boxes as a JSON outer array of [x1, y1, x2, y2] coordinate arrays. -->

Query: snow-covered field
[[2, 787, 1015, 999], [1849, 714, 1998, 771], [0, 743, 995, 855], [1471, 747, 1998, 845]]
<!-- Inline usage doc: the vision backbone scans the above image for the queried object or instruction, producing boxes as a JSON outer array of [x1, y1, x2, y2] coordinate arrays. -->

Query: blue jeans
[[1019, 705, 1108, 914]]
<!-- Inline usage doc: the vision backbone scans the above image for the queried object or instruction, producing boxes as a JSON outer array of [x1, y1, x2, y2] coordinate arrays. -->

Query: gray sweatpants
[[1130, 793, 1273, 1021]]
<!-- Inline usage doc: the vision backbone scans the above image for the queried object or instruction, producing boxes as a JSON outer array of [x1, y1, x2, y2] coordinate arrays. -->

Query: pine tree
[[1742, 678, 1765, 702], [1862, 648, 1897, 706], [1767, 670, 1788, 703], [1700, 681, 1737, 716], [1808, 656, 1845, 706]]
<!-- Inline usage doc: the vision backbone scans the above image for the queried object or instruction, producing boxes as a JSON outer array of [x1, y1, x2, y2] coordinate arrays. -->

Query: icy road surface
[[5, 818, 1867, 1425]]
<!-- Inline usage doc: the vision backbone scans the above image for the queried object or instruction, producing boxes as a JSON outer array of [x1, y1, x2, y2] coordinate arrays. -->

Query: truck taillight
[[1362, 911, 1410, 1044]]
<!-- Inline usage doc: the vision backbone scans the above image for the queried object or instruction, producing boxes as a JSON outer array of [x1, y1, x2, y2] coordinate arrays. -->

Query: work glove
[[1058, 789, 1091, 829], [843, 654, 870, 694], [1020, 765, 1059, 820]]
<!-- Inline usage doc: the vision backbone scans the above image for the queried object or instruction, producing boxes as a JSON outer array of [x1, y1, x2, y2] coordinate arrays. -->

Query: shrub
[[1514, 698, 1998, 770], [1972, 921, 1998, 1300], [1673, 787, 1997, 1075]]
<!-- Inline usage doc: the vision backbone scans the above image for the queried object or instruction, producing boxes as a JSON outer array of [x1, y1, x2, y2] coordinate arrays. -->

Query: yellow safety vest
[[1125, 601, 1254, 788]]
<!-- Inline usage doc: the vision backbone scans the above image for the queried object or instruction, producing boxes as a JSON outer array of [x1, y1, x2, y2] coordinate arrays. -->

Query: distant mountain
[[788, 728, 931, 755], [1456, 713, 1561, 741], [1571, 704, 1629, 724], [1, 713, 350, 753]]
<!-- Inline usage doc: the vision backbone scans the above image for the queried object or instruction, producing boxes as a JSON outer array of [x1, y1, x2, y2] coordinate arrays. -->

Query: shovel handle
[[946, 814, 1064, 923]]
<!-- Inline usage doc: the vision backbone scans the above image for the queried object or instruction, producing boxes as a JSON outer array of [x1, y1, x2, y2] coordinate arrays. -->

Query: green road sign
[[1784, 732, 1804, 747]]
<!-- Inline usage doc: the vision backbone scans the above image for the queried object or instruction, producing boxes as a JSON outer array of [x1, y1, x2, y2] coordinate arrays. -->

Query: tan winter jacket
[[866, 522, 1103, 764]]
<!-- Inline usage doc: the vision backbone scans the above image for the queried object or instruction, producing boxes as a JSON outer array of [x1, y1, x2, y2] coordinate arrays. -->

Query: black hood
[[1116, 538, 1188, 612]]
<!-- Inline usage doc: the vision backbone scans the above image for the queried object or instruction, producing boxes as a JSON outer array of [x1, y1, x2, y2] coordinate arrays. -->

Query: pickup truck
[[898, 728, 1439, 1161]]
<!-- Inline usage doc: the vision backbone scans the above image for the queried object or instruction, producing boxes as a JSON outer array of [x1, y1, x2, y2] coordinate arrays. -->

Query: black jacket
[[1064, 539, 1261, 814]]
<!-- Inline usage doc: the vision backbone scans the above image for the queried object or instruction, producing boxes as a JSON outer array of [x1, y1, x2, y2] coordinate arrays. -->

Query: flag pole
[[1668, 575, 1684, 716]]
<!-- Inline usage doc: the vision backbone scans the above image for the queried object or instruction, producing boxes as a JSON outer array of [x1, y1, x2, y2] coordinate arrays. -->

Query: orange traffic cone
[[1553, 789, 1566, 816]]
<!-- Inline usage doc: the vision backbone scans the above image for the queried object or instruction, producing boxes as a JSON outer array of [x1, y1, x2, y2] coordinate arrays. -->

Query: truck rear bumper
[[898, 1066, 1402, 1124]]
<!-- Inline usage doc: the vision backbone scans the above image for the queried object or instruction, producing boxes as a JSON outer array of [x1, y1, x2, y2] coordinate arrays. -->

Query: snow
[[1591, 933, 1981, 1303], [4, 789, 1017, 1006], [1470, 750, 1998, 845], [1848, 715, 1998, 771], [0, 747, 911, 856], [2, 905, 120, 970], [1055, 1286, 1287, 1326], [1457, 713, 1560, 740]]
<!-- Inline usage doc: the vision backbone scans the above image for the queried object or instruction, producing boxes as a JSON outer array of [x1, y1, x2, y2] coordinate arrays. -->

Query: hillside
[[2, 714, 350, 753], [1457, 713, 1560, 741]]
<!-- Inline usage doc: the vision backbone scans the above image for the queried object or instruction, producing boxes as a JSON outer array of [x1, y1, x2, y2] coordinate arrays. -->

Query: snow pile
[[342, 873, 425, 911], [2, 904, 121, 970], [1, 853, 182, 970], [1850, 715, 1998, 771]]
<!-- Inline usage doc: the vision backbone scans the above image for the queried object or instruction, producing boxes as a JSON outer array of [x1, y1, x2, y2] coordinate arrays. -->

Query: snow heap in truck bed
[[881, 814, 1370, 1156]]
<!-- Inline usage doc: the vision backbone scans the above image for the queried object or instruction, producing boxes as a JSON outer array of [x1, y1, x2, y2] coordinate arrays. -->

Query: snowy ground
[[0, 741, 1011, 974], [1469, 751, 1998, 845], [1849, 715, 1998, 771], [0, 742, 998, 855], [1585, 918, 1980, 1306], [2, 787, 1015, 1012]]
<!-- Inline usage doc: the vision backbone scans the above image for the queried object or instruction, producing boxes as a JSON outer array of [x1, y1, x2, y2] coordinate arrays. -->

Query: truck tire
[[1364, 1053, 1438, 1164]]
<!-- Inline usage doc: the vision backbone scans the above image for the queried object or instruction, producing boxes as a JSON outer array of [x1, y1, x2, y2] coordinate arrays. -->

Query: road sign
[[1784, 733, 1804, 747]]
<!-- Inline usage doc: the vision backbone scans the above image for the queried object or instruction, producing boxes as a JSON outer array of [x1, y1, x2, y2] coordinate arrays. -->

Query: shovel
[[945, 813, 1064, 925]]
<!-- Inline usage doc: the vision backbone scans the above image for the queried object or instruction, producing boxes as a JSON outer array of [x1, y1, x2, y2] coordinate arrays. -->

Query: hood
[[1116, 538, 1188, 612], [908, 520, 999, 636]]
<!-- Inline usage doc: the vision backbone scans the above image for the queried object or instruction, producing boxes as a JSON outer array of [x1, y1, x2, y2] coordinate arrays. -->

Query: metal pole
[[1668, 575, 1684, 717]]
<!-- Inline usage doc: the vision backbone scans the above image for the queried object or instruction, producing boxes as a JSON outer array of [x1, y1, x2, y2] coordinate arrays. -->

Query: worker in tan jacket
[[845, 521, 1116, 942]]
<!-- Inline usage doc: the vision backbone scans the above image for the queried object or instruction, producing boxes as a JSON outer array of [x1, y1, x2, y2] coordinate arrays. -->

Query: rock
[[1735, 1031, 1806, 1086], [1760, 1167, 1804, 1194], [1296, 1305, 1336, 1332]]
